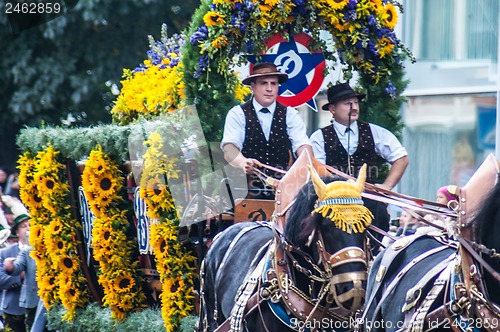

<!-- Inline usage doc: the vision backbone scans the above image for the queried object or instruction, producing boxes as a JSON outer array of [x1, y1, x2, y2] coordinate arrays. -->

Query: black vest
[[241, 100, 292, 179], [322, 121, 378, 182]]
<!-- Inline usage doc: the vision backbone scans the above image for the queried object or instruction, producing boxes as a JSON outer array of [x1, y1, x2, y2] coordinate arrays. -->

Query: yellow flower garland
[[140, 131, 197, 331], [81, 146, 147, 321], [18, 147, 89, 321]]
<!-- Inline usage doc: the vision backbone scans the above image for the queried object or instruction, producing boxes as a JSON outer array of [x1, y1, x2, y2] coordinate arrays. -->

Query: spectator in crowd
[[4, 172, 20, 198], [395, 210, 421, 237], [4, 246, 43, 332], [0, 196, 32, 332], [436, 185, 458, 206], [0, 167, 9, 194], [419, 185, 460, 235]]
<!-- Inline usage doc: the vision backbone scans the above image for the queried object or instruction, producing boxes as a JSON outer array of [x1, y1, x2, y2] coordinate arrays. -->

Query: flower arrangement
[[111, 23, 251, 142], [18, 146, 89, 321], [190, 0, 413, 97], [139, 132, 197, 331], [81, 146, 147, 321], [111, 24, 187, 125]]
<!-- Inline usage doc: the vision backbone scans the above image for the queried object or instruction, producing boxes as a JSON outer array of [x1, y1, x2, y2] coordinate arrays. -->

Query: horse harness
[[360, 230, 500, 332], [213, 225, 369, 332]]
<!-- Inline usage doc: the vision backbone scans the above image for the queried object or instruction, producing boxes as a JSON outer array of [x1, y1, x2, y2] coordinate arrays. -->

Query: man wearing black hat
[[310, 82, 409, 250], [310, 82, 408, 188], [221, 62, 313, 199]]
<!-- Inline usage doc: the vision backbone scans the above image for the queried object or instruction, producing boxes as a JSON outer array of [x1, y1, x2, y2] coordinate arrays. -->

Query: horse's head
[[473, 179, 500, 302], [283, 164, 372, 313]]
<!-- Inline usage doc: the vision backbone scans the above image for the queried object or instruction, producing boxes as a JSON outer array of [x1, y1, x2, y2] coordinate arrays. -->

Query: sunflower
[[94, 171, 120, 198], [326, 0, 349, 10], [46, 217, 64, 236], [45, 236, 67, 255], [82, 145, 124, 215], [116, 295, 137, 311], [17, 152, 35, 187], [211, 35, 228, 49], [81, 171, 97, 192], [35, 174, 57, 195], [382, 3, 398, 29], [142, 176, 168, 204], [377, 36, 395, 58], [20, 182, 43, 212], [58, 254, 80, 275], [203, 12, 225, 27], [60, 286, 79, 305], [113, 272, 136, 293], [29, 223, 44, 243], [82, 147, 147, 321], [90, 158, 108, 176]]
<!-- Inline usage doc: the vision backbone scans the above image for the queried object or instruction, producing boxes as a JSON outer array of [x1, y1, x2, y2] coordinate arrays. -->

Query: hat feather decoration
[[1, 196, 28, 218], [2, 196, 30, 233], [308, 164, 373, 233]]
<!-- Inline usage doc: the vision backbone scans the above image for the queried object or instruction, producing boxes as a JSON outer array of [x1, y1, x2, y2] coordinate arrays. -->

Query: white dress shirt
[[221, 99, 310, 154], [309, 120, 407, 164]]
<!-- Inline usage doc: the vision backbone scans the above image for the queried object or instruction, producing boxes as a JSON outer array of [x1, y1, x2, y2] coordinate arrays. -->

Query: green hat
[[11, 214, 30, 234]]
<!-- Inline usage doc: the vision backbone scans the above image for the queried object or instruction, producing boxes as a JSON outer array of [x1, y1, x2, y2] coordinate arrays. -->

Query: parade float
[[15, 0, 413, 331]]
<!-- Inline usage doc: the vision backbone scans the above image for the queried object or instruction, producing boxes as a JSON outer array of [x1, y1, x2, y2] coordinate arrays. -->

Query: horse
[[197, 164, 374, 332], [361, 155, 500, 332]]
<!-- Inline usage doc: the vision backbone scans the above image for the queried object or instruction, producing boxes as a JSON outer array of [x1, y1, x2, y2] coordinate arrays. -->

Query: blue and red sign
[[247, 33, 326, 111]]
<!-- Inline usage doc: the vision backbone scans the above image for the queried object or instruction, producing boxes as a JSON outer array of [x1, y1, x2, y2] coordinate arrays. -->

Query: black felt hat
[[322, 83, 366, 110]]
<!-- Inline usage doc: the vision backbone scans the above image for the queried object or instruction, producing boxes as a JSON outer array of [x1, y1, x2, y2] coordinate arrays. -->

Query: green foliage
[[46, 303, 167, 332], [182, 0, 239, 143], [178, 315, 198, 332], [358, 60, 410, 140], [16, 110, 202, 163]]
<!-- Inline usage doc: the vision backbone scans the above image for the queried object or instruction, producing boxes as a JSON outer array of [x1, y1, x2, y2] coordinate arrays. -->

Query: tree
[[0, 0, 199, 169]]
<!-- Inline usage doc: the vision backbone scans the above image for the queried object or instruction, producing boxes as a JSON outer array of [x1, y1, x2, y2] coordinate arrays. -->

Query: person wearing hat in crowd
[[0, 196, 32, 332], [310, 82, 409, 251], [221, 62, 313, 199], [436, 185, 458, 206], [4, 246, 44, 332]]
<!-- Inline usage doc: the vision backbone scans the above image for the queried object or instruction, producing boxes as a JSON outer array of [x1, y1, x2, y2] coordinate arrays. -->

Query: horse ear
[[356, 164, 367, 193], [308, 164, 326, 198]]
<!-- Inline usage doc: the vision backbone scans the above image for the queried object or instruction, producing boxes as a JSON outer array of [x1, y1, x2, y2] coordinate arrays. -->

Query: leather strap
[[273, 240, 353, 322], [214, 292, 264, 332], [405, 259, 454, 332], [363, 244, 452, 326], [361, 235, 426, 324]]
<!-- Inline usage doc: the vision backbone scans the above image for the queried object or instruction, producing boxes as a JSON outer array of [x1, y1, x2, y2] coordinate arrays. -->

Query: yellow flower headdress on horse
[[308, 164, 373, 233]]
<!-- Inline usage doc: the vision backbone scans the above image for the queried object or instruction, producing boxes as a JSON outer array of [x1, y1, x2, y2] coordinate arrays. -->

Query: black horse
[[361, 178, 500, 331], [197, 172, 371, 332]]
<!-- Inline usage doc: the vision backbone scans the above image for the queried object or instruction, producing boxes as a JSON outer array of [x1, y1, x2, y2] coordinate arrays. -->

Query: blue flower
[[190, 26, 208, 45], [194, 54, 209, 79], [385, 82, 397, 99]]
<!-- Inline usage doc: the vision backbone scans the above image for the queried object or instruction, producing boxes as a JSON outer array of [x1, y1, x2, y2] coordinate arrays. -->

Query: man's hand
[[381, 156, 409, 190], [3, 257, 14, 273], [242, 158, 259, 174], [223, 143, 260, 174]]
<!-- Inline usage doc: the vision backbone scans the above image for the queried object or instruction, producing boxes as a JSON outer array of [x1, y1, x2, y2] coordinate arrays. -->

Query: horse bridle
[[275, 225, 369, 319], [315, 231, 368, 312]]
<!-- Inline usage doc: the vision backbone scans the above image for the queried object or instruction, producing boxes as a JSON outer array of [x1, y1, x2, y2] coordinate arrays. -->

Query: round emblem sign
[[248, 33, 326, 111]]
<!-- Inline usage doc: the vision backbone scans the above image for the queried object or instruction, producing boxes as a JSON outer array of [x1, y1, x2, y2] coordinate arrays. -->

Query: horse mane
[[284, 175, 342, 247]]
